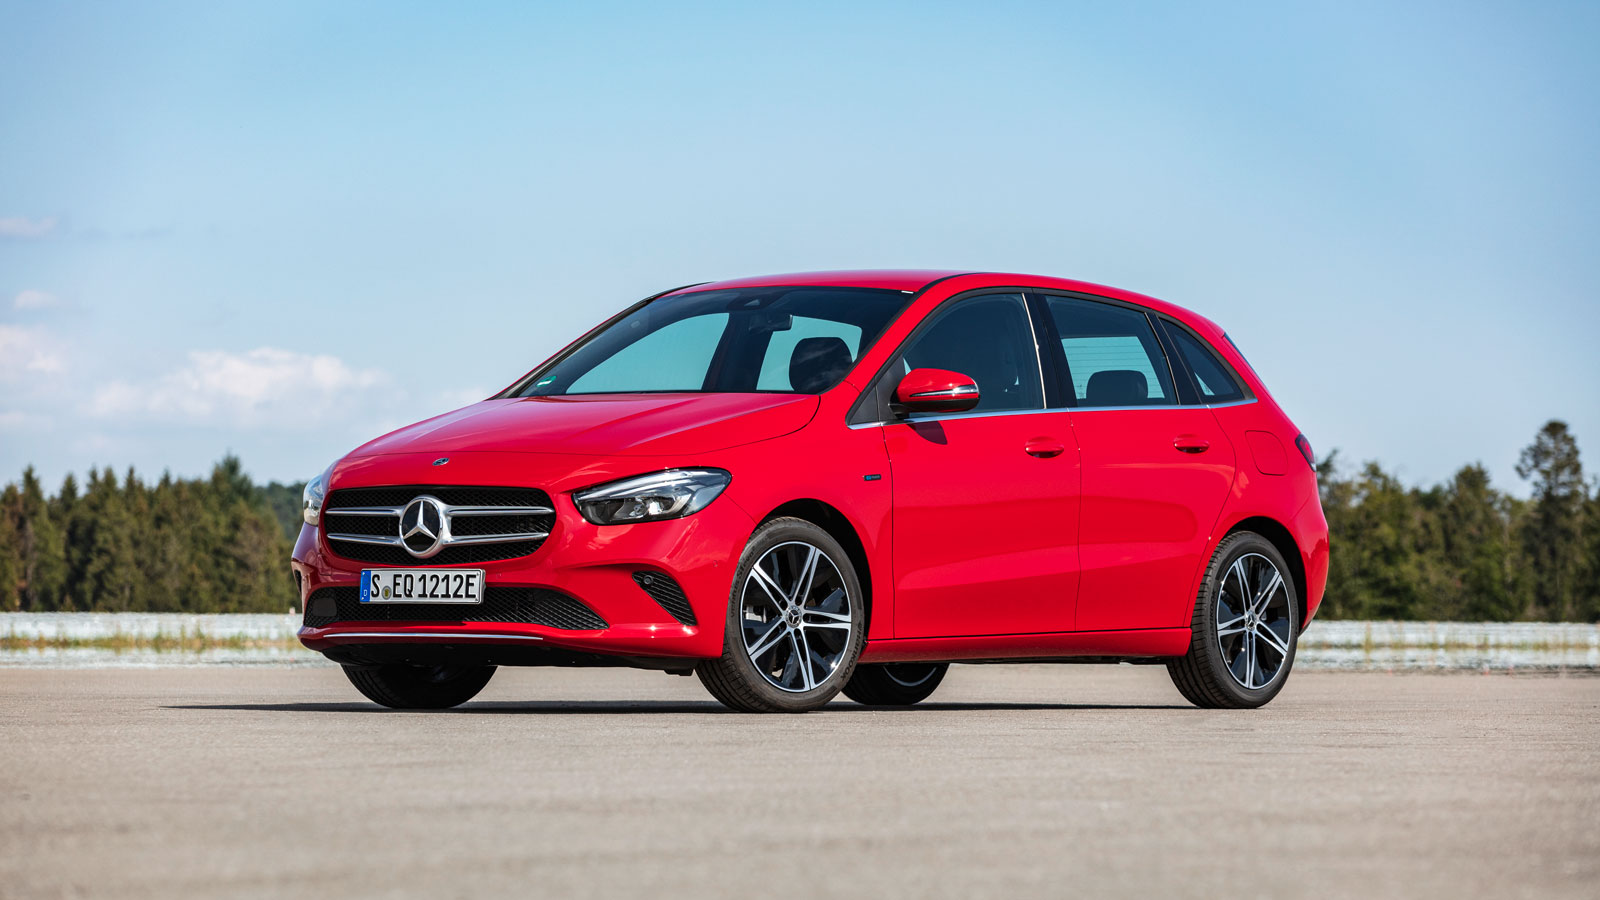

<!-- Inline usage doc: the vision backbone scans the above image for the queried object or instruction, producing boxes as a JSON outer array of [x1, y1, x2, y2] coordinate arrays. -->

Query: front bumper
[[293, 477, 756, 662]]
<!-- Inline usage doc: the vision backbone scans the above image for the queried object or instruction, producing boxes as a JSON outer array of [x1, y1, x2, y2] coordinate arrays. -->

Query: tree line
[[0, 420, 1596, 620], [0, 456, 302, 613], [1319, 420, 1598, 622]]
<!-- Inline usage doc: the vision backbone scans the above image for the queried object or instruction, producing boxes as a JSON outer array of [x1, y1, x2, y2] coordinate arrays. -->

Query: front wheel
[[697, 518, 866, 713], [1166, 532, 1299, 709], [342, 663, 496, 709]]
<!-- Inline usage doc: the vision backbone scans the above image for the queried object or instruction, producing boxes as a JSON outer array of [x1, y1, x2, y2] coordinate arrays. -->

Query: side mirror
[[893, 368, 981, 415]]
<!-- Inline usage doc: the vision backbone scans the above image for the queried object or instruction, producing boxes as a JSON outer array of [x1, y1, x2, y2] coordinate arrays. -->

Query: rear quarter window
[[1163, 322, 1248, 403]]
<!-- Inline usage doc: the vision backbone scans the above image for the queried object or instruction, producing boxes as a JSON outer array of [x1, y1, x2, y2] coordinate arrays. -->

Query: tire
[[842, 663, 949, 706], [1167, 531, 1300, 709], [342, 663, 496, 709], [697, 518, 867, 713]]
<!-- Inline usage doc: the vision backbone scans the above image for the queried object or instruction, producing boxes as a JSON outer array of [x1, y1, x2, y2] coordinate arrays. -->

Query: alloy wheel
[[1215, 552, 1293, 690], [740, 541, 854, 692]]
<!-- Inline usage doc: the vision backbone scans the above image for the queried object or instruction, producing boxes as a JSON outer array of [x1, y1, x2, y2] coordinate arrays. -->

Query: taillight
[[1294, 434, 1315, 468]]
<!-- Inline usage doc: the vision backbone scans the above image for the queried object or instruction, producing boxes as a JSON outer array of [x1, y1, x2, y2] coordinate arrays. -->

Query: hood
[[348, 393, 821, 459]]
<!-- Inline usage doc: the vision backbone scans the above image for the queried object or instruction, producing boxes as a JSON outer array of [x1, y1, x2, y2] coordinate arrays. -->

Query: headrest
[[789, 337, 853, 393], [1085, 369, 1148, 407]]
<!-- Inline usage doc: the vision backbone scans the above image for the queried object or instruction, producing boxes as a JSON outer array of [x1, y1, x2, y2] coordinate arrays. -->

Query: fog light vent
[[632, 572, 696, 626], [308, 591, 338, 622]]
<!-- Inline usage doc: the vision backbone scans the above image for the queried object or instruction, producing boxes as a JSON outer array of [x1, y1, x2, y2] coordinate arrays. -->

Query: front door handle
[[1025, 438, 1066, 458], [1173, 435, 1211, 454]]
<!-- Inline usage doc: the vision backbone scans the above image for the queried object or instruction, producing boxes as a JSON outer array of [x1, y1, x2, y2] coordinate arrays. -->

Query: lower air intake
[[632, 571, 696, 626], [303, 585, 606, 631]]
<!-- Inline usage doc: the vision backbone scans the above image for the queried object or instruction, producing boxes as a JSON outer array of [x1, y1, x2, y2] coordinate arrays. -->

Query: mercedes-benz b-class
[[292, 270, 1328, 712]]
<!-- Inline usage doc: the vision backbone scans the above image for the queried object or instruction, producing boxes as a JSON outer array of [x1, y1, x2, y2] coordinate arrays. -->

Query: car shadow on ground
[[165, 699, 1193, 714]]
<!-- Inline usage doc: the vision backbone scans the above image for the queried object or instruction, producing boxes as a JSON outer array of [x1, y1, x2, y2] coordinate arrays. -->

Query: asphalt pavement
[[2, 664, 1596, 899]]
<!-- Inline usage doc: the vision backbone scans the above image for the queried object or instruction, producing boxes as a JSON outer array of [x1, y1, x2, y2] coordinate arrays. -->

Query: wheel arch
[[758, 498, 873, 630], [1224, 516, 1308, 632]]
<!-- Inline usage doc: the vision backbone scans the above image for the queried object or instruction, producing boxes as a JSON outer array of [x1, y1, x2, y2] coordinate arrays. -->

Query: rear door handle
[[1173, 435, 1210, 454], [1025, 438, 1065, 458]]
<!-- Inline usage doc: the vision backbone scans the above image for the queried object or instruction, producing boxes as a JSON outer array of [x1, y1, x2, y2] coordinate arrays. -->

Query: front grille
[[633, 571, 696, 626], [303, 585, 606, 631], [322, 485, 555, 567]]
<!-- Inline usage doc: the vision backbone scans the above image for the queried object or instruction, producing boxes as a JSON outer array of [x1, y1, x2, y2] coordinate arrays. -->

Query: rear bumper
[[292, 489, 756, 662], [1291, 494, 1330, 627]]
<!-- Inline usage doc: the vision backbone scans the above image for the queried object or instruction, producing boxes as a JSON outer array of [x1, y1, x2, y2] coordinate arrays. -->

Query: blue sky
[[2, 0, 1597, 493]]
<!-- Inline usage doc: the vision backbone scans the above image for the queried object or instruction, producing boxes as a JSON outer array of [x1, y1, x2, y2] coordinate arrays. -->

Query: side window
[[568, 314, 728, 393], [756, 316, 863, 391], [892, 293, 1043, 413], [1044, 297, 1175, 407], [1163, 322, 1247, 403]]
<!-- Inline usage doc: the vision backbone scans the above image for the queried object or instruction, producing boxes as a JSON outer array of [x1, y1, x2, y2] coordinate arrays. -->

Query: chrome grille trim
[[326, 533, 407, 547], [322, 487, 555, 565], [448, 505, 553, 517]]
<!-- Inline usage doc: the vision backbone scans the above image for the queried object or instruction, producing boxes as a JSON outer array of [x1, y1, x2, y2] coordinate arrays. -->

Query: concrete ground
[[2, 665, 1596, 899]]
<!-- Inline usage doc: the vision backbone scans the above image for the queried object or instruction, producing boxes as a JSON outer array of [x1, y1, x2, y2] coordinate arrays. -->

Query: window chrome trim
[[846, 397, 1257, 428], [1061, 399, 1261, 413], [848, 406, 1068, 429]]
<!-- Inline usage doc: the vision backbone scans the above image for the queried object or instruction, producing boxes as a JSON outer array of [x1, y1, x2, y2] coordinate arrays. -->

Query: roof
[[667, 270, 971, 294], [657, 269, 1221, 338]]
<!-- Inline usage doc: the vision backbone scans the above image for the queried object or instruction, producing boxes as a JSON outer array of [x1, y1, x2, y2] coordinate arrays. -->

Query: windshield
[[510, 286, 914, 396]]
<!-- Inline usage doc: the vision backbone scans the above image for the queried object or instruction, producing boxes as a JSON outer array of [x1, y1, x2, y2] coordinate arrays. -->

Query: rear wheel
[[697, 518, 866, 713], [1167, 531, 1299, 709], [342, 663, 496, 709], [843, 663, 948, 706]]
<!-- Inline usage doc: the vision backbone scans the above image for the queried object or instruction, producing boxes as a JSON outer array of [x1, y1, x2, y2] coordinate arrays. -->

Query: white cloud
[[87, 347, 389, 426], [0, 216, 57, 239], [13, 289, 58, 309], [0, 325, 66, 380]]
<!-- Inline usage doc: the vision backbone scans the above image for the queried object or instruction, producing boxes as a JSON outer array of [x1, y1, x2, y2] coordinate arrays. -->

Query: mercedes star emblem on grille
[[398, 496, 447, 558]]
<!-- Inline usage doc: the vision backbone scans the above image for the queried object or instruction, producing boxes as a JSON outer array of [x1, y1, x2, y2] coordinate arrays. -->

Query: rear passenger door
[[1037, 294, 1236, 632]]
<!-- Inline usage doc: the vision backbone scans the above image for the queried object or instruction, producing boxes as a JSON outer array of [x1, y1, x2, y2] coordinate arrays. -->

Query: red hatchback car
[[293, 270, 1328, 712]]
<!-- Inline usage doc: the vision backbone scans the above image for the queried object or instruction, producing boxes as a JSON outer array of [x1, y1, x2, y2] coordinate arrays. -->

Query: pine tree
[[17, 467, 67, 610], [1439, 464, 1517, 621], [0, 484, 21, 610], [1515, 420, 1585, 621], [1575, 484, 1600, 622]]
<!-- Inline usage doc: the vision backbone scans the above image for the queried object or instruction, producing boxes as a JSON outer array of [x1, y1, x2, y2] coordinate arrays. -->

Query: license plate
[[361, 569, 485, 604]]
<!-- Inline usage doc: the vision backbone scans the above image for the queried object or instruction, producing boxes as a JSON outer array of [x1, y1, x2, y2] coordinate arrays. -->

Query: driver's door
[[882, 292, 1081, 638]]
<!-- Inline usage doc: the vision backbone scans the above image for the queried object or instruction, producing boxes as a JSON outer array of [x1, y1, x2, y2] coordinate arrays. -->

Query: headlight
[[302, 464, 334, 526], [573, 468, 731, 525]]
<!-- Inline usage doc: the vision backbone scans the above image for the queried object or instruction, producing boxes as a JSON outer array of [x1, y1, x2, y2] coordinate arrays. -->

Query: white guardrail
[[1, 612, 320, 667], [1, 613, 1597, 669]]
